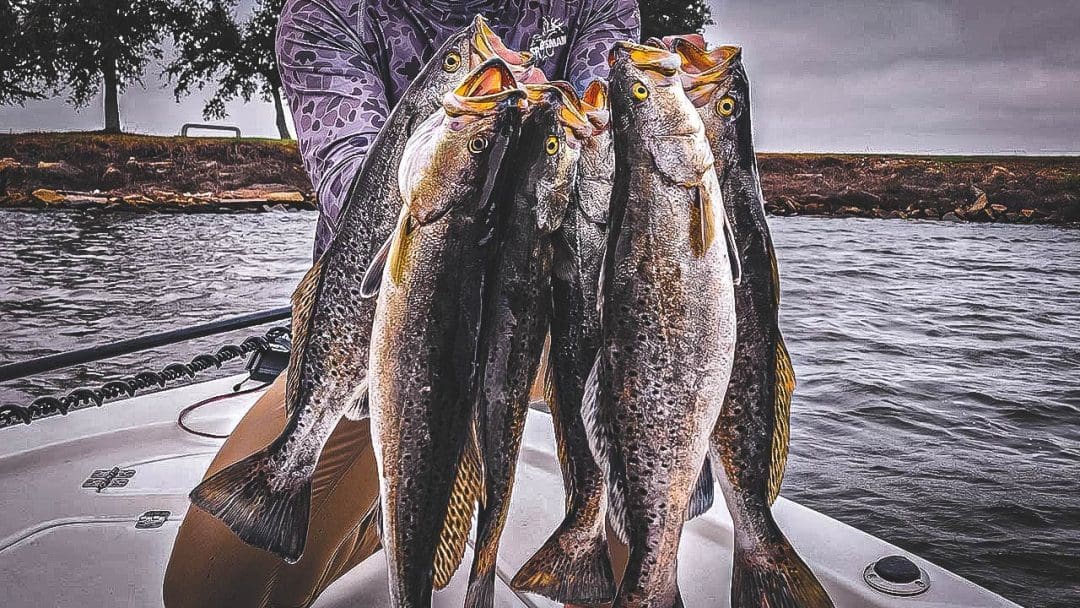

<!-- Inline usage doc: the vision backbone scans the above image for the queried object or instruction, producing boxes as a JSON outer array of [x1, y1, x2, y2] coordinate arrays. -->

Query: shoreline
[[2, 133, 1077, 224]]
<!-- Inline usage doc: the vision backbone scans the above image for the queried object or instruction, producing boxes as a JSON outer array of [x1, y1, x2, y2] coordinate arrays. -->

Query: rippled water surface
[[1, 210, 1077, 607]]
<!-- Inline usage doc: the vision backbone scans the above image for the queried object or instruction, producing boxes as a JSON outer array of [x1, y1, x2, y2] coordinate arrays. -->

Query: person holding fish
[[162, 4, 638, 608]]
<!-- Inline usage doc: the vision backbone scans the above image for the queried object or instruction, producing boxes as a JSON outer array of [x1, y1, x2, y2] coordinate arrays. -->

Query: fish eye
[[631, 81, 649, 102], [716, 96, 736, 117], [443, 51, 462, 72], [545, 135, 559, 156], [468, 135, 488, 154]]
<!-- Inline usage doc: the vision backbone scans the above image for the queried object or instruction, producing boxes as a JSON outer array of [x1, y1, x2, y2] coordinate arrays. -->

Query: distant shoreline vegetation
[[0, 132, 1077, 225]]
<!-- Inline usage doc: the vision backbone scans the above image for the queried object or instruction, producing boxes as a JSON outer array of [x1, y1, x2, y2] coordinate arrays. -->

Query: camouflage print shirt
[[276, 0, 640, 257]]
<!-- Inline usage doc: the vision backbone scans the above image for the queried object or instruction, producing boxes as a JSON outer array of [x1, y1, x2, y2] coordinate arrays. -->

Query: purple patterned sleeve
[[276, 0, 389, 256], [565, 0, 641, 93]]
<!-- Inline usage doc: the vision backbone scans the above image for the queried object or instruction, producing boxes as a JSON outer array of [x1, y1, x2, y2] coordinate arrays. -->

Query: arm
[[565, 0, 641, 93], [276, 0, 389, 256]]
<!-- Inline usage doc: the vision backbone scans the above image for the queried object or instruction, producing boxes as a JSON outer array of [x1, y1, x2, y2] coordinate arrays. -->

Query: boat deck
[[0, 376, 1019, 607]]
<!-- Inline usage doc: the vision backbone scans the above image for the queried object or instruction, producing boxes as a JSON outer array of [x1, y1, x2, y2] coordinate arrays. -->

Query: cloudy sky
[[2, 0, 1077, 153]]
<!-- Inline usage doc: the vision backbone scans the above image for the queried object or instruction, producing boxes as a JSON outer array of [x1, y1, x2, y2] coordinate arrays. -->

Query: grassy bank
[[2, 132, 1078, 223]]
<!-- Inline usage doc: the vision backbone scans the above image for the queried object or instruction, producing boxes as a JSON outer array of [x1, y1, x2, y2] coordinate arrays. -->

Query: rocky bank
[[2, 133, 1078, 224]]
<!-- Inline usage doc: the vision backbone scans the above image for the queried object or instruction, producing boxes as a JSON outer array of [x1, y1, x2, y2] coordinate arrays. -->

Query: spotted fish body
[[460, 83, 589, 608], [186, 17, 536, 564], [674, 38, 834, 608], [511, 80, 616, 605], [585, 42, 737, 608], [366, 62, 526, 608]]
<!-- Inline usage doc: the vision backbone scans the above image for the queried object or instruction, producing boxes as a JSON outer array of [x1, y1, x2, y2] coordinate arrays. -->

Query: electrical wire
[[177, 381, 272, 438]]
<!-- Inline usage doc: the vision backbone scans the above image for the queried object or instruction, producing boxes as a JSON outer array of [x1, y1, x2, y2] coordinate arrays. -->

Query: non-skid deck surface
[[0, 376, 1018, 607]]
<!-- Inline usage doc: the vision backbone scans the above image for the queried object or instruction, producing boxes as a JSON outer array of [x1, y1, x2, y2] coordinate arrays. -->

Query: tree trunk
[[102, 55, 121, 134], [272, 87, 292, 140]]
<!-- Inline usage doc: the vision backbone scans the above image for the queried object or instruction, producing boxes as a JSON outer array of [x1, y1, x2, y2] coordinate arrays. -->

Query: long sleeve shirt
[[276, 0, 640, 257]]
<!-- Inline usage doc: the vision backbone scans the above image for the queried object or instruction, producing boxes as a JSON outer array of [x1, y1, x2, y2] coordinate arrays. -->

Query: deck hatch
[[81, 467, 136, 491]]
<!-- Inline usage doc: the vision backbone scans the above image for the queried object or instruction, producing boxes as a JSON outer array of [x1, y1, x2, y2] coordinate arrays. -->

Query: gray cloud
[[708, 0, 1080, 152], [2, 1, 1077, 153]]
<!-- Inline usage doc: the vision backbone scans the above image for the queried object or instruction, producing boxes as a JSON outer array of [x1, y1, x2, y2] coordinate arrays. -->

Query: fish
[[186, 15, 536, 564], [583, 41, 738, 608], [461, 82, 592, 608], [365, 59, 527, 608], [511, 79, 618, 605], [673, 38, 835, 607]]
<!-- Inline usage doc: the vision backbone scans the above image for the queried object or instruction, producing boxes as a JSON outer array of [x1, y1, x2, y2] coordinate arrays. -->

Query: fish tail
[[463, 566, 497, 608], [188, 448, 311, 563], [731, 530, 834, 608], [510, 517, 616, 604]]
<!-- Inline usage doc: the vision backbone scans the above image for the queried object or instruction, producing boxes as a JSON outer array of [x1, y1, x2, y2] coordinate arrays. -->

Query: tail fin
[[188, 448, 311, 563], [510, 519, 615, 604], [731, 532, 834, 608], [463, 567, 497, 608]]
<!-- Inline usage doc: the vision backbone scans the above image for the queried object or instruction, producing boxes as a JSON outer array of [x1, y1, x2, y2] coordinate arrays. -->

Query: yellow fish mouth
[[445, 59, 527, 117], [524, 83, 595, 139], [609, 41, 681, 77], [671, 39, 742, 106]]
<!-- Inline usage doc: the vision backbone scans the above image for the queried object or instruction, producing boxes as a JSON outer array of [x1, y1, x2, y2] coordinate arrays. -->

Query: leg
[[163, 374, 382, 608]]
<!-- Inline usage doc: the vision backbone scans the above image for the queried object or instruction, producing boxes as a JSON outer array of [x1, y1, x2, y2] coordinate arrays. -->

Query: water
[[1, 210, 1077, 607]]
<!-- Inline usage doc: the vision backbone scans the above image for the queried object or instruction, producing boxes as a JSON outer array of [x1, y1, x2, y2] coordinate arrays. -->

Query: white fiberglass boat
[[0, 374, 1020, 607]]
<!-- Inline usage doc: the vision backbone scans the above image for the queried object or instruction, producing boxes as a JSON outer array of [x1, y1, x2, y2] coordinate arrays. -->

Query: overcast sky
[[1, 0, 1077, 153]]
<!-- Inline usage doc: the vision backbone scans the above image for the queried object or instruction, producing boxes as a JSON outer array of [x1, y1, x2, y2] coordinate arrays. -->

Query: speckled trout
[[674, 38, 834, 608], [460, 82, 592, 608], [366, 60, 526, 608], [511, 80, 618, 605], [584, 42, 738, 608], [187, 17, 538, 563]]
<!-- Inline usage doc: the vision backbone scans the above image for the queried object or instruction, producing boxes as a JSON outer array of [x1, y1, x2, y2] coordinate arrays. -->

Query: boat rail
[[0, 307, 291, 429]]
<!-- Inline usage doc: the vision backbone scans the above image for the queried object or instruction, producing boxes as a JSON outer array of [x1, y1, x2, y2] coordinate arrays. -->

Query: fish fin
[[463, 568, 496, 608], [768, 335, 796, 505], [358, 497, 382, 542], [581, 354, 628, 544], [731, 528, 834, 608], [722, 196, 743, 285], [685, 455, 715, 520], [286, 258, 325, 415], [359, 224, 393, 299], [432, 428, 483, 589], [689, 184, 717, 258], [510, 516, 616, 604], [386, 214, 417, 287], [188, 447, 311, 563], [343, 377, 369, 421]]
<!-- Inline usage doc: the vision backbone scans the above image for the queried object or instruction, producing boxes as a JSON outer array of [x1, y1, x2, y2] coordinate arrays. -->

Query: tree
[[638, 0, 714, 42], [0, 0, 54, 105], [23, 0, 175, 132], [167, 0, 292, 140]]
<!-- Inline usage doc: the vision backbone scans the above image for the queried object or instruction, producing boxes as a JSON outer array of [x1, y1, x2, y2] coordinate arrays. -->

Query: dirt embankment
[[1, 133, 1078, 224], [758, 154, 1080, 224], [0, 132, 315, 212]]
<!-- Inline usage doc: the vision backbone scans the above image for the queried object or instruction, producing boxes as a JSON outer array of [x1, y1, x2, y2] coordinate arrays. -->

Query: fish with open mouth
[[673, 38, 834, 608], [364, 60, 526, 608], [460, 82, 592, 608], [186, 16, 536, 564], [511, 79, 618, 605], [584, 41, 738, 608]]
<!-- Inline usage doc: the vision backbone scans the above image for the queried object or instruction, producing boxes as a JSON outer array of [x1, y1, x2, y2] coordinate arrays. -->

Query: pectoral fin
[[343, 378, 369, 421], [722, 201, 743, 286], [689, 184, 717, 258], [360, 212, 414, 298]]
